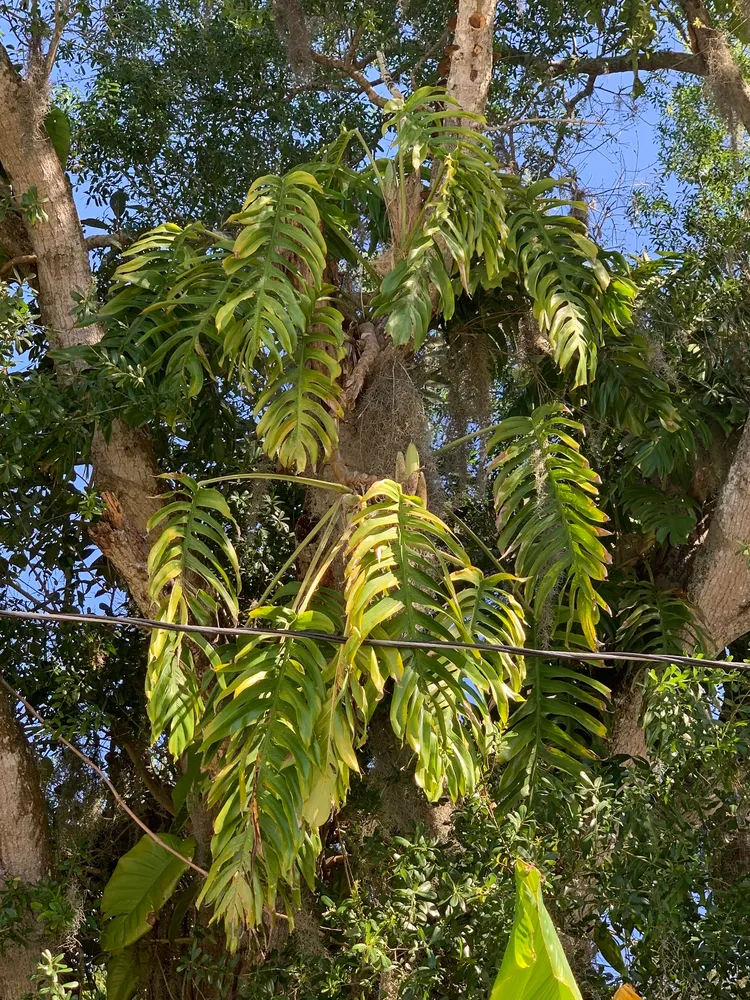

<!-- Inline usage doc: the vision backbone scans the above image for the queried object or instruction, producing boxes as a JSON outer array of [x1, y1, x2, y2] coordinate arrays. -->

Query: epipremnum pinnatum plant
[[82, 88, 711, 972]]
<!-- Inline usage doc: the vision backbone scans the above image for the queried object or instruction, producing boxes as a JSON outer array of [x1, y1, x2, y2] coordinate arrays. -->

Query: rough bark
[[0, 694, 51, 999], [446, 0, 499, 116], [609, 678, 649, 761], [680, 0, 750, 134], [0, 45, 158, 614], [687, 420, 750, 652]]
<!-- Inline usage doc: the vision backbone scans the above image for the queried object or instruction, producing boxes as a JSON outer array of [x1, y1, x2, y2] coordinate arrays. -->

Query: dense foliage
[[5, 0, 750, 998]]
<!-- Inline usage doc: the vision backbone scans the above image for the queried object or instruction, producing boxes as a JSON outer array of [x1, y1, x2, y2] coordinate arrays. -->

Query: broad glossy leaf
[[101, 834, 196, 952], [490, 863, 582, 1000]]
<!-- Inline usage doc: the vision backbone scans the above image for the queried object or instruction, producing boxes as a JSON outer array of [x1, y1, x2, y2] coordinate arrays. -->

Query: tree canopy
[[3, 0, 750, 998]]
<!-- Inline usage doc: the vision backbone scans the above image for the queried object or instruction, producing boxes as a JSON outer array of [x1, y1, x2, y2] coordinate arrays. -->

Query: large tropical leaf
[[371, 88, 508, 348], [490, 403, 611, 649], [254, 292, 345, 472], [101, 834, 195, 952], [197, 603, 336, 943], [616, 581, 708, 656], [620, 484, 698, 546], [147, 473, 240, 619], [106, 945, 150, 1000], [505, 182, 636, 387], [218, 170, 328, 386], [490, 863, 582, 1000], [98, 223, 230, 403], [343, 480, 526, 801], [495, 654, 610, 811], [146, 474, 240, 754]]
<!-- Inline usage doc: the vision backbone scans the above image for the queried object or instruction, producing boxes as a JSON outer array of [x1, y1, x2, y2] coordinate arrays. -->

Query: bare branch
[[564, 72, 597, 112], [84, 231, 133, 251], [0, 253, 37, 279], [0, 672, 209, 878], [309, 50, 387, 108], [376, 50, 403, 100], [43, 0, 69, 79], [495, 45, 707, 79]]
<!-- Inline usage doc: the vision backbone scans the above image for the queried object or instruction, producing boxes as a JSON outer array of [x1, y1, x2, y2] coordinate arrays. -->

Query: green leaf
[[220, 171, 329, 386], [147, 474, 241, 619], [371, 90, 508, 349], [505, 184, 636, 386], [45, 107, 72, 167], [490, 403, 611, 649], [620, 484, 698, 546], [106, 944, 150, 1000], [198, 602, 335, 944], [495, 654, 609, 811], [490, 863, 582, 1000], [343, 480, 525, 802], [110, 189, 128, 220], [254, 291, 345, 472], [101, 834, 196, 952], [616, 581, 708, 657]]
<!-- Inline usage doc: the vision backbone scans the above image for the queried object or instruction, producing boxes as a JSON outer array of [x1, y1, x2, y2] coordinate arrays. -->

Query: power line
[[0, 606, 746, 672]]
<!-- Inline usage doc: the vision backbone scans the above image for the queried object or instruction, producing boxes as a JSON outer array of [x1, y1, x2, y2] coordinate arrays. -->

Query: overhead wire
[[0, 606, 745, 671]]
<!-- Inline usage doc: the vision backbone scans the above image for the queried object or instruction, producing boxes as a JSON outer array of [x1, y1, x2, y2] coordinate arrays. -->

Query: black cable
[[0, 606, 746, 671]]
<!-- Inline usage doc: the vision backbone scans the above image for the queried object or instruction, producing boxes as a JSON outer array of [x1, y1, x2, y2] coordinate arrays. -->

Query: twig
[[494, 44, 706, 79], [564, 73, 598, 113], [345, 24, 366, 67], [486, 116, 603, 131], [376, 50, 403, 100], [0, 674, 209, 878]]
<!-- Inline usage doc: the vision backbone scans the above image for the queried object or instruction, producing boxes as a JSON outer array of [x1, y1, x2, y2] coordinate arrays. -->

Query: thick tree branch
[[0, 693, 52, 997], [0, 254, 36, 279], [496, 45, 707, 79], [84, 231, 132, 251], [679, 0, 750, 133], [121, 739, 176, 816], [447, 0, 499, 116]]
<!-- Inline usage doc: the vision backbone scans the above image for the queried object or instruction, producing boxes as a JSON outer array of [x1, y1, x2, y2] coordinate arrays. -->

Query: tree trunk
[[446, 0, 499, 116], [687, 419, 750, 652], [0, 46, 158, 614], [0, 40, 160, 996], [679, 0, 750, 134], [0, 695, 51, 999]]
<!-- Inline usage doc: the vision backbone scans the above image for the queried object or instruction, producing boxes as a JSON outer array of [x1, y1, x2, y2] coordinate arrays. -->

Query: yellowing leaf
[[613, 987, 642, 1000]]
